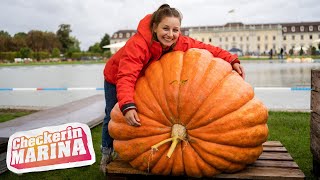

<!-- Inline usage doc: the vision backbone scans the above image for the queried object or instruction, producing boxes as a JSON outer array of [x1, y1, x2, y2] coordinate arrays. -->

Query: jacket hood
[[137, 14, 153, 45]]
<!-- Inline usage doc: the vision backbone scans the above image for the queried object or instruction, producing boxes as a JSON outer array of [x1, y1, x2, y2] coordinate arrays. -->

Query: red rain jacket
[[104, 14, 240, 113]]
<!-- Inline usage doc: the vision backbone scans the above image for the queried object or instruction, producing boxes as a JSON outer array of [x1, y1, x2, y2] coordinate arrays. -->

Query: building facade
[[110, 21, 320, 55]]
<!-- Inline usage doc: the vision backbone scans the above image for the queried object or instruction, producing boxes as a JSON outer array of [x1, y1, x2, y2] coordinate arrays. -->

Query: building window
[[257, 36, 260, 41], [265, 36, 268, 40], [292, 35, 295, 40], [209, 38, 212, 42], [247, 36, 249, 41], [273, 36, 276, 40], [309, 26, 313, 31], [265, 44, 268, 51], [301, 35, 304, 40], [114, 33, 118, 38], [310, 35, 313, 40], [273, 44, 276, 49], [232, 37, 235, 41], [119, 33, 123, 38], [202, 38, 205, 42], [283, 45, 286, 50], [257, 45, 260, 50], [318, 25, 320, 31], [126, 33, 130, 38], [283, 36, 286, 40], [291, 26, 295, 32], [219, 37, 222, 42], [283, 27, 287, 32], [300, 26, 304, 32], [240, 37, 243, 41], [225, 37, 228, 42]]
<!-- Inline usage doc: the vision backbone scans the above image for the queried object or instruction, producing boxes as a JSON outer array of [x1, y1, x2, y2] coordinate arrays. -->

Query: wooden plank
[[312, 69, 320, 92], [0, 138, 8, 154], [311, 112, 320, 139], [215, 167, 305, 180], [262, 141, 283, 147], [263, 146, 287, 152], [0, 94, 105, 138], [258, 152, 293, 161], [252, 160, 299, 168], [107, 160, 148, 175], [311, 134, 320, 162], [311, 112, 320, 162], [107, 141, 305, 179], [311, 91, 320, 114]]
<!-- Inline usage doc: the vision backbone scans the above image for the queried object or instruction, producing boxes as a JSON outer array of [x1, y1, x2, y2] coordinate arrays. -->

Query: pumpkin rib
[[190, 136, 263, 164], [113, 133, 171, 161], [182, 141, 220, 177], [189, 139, 246, 172], [188, 99, 268, 135], [178, 59, 232, 126], [144, 62, 175, 125], [184, 71, 233, 128], [177, 51, 233, 125], [108, 118, 171, 140], [129, 142, 170, 172], [135, 77, 172, 126], [150, 145, 176, 175], [186, 72, 255, 129], [188, 124, 268, 147], [160, 52, 184, 122]]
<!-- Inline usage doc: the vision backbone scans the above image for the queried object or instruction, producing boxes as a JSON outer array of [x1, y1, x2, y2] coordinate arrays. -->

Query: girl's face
[[153, 16, 181, 48]]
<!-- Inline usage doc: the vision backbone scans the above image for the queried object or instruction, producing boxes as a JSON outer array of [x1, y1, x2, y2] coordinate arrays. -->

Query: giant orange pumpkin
[[109, 48, 268, 177]]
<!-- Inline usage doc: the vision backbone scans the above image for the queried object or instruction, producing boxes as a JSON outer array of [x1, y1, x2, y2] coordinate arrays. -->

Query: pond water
[[0, 61, 319, 110]]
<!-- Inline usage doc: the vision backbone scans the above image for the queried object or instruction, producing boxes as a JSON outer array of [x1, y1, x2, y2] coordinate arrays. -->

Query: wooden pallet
[[106, 141, 305, 180]]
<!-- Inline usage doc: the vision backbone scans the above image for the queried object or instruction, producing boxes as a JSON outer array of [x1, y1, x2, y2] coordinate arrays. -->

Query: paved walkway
[[0, 94, 105, 138]]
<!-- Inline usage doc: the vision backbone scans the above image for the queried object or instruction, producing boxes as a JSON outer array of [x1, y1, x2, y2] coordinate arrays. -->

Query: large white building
[[110, 21, 320, 55]]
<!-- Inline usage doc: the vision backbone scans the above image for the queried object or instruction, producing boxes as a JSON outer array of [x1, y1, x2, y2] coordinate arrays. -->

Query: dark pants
[[101, 80, 117, 148]]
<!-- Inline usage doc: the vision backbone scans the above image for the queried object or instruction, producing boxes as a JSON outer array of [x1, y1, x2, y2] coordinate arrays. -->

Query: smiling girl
[[100, 4, 245, 172]]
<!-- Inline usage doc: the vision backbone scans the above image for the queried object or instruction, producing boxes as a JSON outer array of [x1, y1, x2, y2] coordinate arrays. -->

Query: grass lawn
[[0, 110, 317, 179]]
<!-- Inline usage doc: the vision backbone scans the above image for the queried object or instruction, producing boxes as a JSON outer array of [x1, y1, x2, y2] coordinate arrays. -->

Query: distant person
[[100, 3, 245, 174], [269, 49, 273, 59], [280, 48, 284, 59]]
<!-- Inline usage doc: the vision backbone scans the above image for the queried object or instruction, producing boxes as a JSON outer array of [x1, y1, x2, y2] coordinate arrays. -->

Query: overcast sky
[[1, 0, 319, 50]]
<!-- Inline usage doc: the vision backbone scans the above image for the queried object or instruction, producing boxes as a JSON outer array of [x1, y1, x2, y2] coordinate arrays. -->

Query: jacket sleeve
[[182, 36, 240, 65], [116, 39, 148, 114]]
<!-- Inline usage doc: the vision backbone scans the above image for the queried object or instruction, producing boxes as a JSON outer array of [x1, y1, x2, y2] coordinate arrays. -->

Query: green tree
[[56, 24, 74, 53], [26, 30, 44, 52], [99, 33, 110, 50], [52, 48, 60, 58], [88, 42, 102, 53], [12, 32, 27, 51], [43, 31, 61, 52], [0, 30, 12, 51], [299, 47, 304, 56], [289, 49, 294, 56], [311, 46, 316, 55], [19, 47, 32, 58]]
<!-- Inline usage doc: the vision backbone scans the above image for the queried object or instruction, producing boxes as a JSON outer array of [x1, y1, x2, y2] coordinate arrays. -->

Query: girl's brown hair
[[150, 4, 183, 31]]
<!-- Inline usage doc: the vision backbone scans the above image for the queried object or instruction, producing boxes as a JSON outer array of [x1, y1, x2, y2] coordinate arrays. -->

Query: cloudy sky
[[1, 0, 319, 50]]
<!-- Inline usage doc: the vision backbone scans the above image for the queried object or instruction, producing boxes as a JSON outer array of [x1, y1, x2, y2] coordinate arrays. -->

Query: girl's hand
[[124, 109, 141, 126], [232, 63, 245, 79]]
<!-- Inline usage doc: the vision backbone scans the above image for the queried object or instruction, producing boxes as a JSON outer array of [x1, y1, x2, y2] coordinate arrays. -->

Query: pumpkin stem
[[150, 124, 187, 158]]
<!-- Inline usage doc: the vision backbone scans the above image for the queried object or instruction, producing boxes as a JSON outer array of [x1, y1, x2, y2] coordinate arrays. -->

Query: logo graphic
[[7, 123, 95, 174]]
